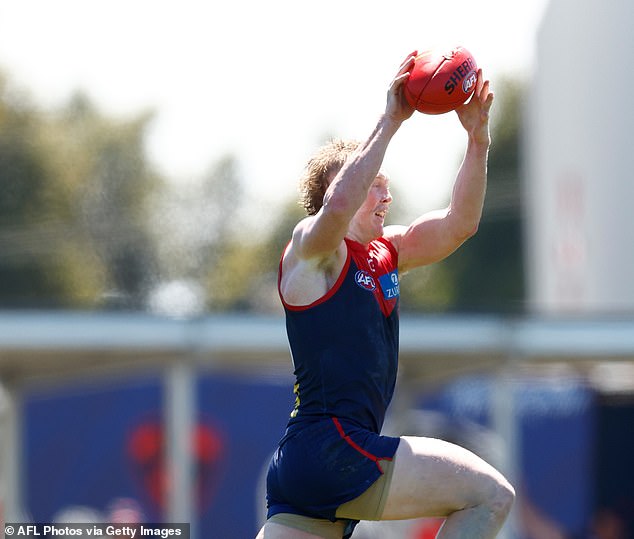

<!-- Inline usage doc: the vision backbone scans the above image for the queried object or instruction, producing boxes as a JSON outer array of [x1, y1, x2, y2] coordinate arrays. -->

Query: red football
[[404, 46, 478, 115]]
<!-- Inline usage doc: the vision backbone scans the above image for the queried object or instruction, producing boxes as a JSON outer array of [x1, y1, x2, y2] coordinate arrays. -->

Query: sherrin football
[[404, 46, 478, 115]]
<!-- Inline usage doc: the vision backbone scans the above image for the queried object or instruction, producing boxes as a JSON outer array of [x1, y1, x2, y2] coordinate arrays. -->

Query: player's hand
[[386, 51, 417, 124], [455, 68, 493, 145]]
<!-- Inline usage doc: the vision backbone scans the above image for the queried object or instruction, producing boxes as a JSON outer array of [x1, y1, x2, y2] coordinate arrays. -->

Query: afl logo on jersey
[[355, 270, 376, 291]]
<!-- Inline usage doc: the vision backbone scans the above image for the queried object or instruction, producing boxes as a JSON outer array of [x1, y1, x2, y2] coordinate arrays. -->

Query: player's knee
[[489, 477, 515, 521]]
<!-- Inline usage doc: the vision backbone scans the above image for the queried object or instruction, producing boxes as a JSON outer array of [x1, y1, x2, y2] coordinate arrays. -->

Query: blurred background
[[1, 0, 633, 537]]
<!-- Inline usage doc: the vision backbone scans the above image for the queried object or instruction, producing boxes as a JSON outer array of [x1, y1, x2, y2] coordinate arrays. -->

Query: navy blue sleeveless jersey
[[283, 236, 400, 431], [265, 237, 401, 528]]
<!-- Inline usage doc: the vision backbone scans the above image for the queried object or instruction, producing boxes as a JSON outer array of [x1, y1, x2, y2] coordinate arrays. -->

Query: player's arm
[[290, 53, 417, 262], [291, 118, 400, 260], [386, 70, 494, 272]]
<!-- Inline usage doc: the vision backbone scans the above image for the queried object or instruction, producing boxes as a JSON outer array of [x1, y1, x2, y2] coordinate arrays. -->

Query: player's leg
[[380, 436, 515, 538], [255, 522, 325, 539], [255, 515, 346, 539]]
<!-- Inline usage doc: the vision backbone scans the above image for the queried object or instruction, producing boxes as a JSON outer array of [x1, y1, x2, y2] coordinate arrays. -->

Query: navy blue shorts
[[266, 417, 400, 525]]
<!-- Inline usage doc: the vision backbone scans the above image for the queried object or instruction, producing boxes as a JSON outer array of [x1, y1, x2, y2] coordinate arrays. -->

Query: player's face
[[349, 173, 392, 243]]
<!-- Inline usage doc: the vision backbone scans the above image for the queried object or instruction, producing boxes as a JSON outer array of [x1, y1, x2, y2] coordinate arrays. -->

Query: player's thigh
[[256, 522, 329, 539], [256, 517, 346, 539], [381, 435, 512, 520]]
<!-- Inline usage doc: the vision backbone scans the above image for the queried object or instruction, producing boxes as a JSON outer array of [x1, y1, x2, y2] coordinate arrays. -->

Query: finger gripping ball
[[404, 46, 478, 114]]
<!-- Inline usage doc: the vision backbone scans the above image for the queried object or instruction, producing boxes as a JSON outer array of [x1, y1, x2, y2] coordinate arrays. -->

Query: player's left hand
[[455, 68, 494, 145]]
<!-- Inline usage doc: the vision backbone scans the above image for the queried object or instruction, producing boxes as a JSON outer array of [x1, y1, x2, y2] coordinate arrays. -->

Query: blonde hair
[[298, 139, 360, 215]]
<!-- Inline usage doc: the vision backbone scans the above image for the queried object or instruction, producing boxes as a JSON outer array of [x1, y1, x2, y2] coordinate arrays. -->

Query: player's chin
[[371, 221, 385, 238]]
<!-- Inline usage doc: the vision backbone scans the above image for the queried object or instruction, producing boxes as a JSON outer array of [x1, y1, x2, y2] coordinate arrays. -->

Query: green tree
[[203, 195, 303, 314], [0, 76, 162, 308], [0, 77, 58, 306], [146, 154, 247, 313]]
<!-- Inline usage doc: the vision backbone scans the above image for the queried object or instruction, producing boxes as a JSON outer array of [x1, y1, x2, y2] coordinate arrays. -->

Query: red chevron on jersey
[[347, 237, 399, 317]]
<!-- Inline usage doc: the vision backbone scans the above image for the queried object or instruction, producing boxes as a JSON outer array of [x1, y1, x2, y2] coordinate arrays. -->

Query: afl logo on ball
[[463, 70, 477, 93], [355, 270, 376, 291]]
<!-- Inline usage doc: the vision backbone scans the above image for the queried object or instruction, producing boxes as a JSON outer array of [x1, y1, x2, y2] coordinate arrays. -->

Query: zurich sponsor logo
[[379, 270, 400, 300], [462, 70, 477, 93], [355, 270, 376, 291]]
